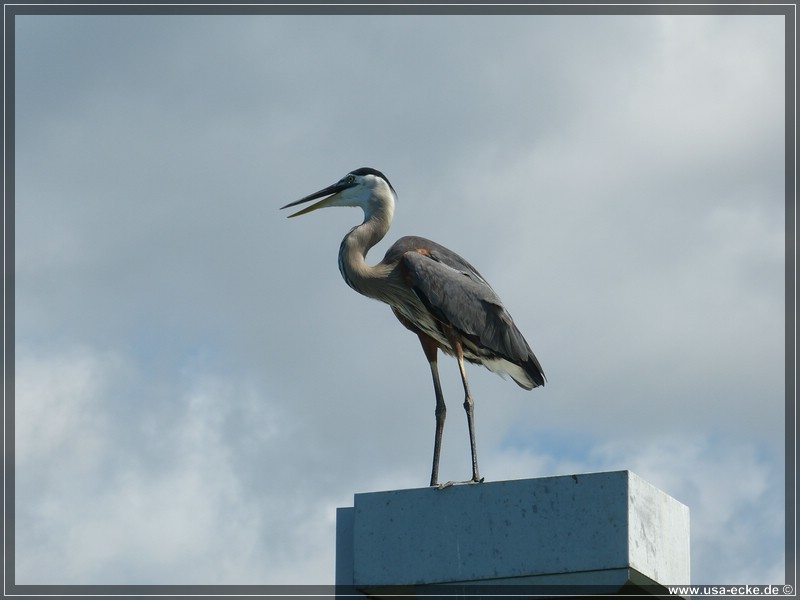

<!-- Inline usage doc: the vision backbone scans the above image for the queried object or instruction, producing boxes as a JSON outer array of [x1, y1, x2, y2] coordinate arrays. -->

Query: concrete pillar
[[336, 470, 690, 596]]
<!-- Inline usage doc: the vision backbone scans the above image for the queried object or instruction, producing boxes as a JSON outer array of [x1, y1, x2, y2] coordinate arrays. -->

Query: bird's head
[[281, 167, 396, 219]]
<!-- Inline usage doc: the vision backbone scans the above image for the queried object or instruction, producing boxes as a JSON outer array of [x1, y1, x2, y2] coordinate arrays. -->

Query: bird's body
[[347, 234, 544, 390], [282, 167, 545, 486]]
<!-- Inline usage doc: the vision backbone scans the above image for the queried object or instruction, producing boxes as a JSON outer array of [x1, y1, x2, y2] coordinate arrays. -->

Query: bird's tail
[[517, 354, 546, 390]]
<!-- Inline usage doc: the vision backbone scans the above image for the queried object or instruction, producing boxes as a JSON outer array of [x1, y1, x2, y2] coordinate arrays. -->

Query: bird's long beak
[[280, 181, 351, 218]]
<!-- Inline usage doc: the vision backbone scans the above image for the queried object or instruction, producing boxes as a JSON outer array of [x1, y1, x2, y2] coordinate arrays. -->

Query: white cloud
[[15, 347, 112, 468], [15, 348, 322, 584], [15, 343, 785, 584]]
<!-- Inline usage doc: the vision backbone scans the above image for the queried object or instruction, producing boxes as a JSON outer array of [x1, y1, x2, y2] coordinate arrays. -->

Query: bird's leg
[[418, 334, 446, 487], [452, 338, 483, 484]]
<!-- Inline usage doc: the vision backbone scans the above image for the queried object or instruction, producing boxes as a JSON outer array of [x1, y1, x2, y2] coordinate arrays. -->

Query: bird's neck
[[338, 204, 393, 299]]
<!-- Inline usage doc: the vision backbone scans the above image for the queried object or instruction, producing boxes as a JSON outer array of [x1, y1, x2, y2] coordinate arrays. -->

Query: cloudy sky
[[14, 9, 787, 587]]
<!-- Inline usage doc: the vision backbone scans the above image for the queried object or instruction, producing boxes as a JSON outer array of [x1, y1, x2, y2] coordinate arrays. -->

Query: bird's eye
[[347, 175, 356, 183]]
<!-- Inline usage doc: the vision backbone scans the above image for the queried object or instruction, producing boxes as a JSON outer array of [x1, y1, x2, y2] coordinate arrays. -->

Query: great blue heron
[[281, 167, 545, 487]]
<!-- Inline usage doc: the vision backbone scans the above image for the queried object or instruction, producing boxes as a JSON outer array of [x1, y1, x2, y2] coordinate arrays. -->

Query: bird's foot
[[434, 477, 484, 490]]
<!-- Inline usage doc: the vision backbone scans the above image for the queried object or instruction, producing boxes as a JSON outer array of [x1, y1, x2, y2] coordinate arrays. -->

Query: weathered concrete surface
[[336, 470, 690, 594]]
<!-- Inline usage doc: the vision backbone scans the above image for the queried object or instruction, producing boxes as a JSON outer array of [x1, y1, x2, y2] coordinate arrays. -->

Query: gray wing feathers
[[401, 249, 532, 364]]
